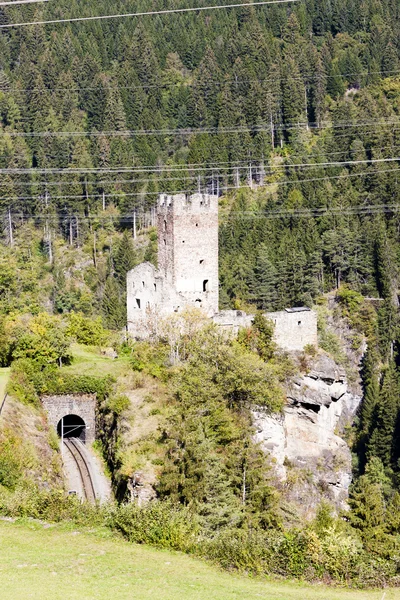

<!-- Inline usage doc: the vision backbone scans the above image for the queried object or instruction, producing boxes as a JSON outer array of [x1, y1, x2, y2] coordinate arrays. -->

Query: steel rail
[[64, 438, 96, 503]]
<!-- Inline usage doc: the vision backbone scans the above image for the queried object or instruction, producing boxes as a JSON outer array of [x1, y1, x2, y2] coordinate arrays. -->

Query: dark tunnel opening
[[57, 414, 86, 442]]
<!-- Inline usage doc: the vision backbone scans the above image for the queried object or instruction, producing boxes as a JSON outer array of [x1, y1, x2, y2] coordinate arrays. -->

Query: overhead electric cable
[[3, 165, 400, 202], [0, 0, 48, 5], [3, 68, 400, 94], [13, 202, 400, 223], [7, 150, 400, 188], [0, 0, 298, 29], [2, 155, 400, 176], [5, 117, 400, 138]]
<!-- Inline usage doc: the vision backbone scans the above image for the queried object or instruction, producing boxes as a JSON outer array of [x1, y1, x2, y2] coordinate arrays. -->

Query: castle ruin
[[127, 193, 219, 337], [127, 193, 318, 351]]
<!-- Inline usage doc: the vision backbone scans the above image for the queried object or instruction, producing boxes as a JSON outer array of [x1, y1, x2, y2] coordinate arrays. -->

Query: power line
[[4, 149, 400, 188], [1, 155, 400, 176], [12, 201, 400, 223], [0, 0, 298, 29], [4, 117, 400, 138], [3, 165, 400, 202], [0, 0, 48, 5], [2, 69, 400, 95]]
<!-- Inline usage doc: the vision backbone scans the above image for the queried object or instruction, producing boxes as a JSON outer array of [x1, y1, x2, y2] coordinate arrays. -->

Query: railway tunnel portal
[[41, 394, 96, 444]]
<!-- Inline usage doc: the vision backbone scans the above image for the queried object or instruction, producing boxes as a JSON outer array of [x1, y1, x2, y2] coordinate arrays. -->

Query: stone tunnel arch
[[41, 394, 96, 444], [57, 414, 86, 442]]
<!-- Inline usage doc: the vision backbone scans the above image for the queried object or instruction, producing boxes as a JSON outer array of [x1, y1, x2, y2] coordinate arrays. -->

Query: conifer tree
[[102, 277, 126, 329], [368, 361, 400, 469], [114, 230, 137, 287]]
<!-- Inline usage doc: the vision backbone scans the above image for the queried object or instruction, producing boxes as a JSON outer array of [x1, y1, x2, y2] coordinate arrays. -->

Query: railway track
[[64, 438, 97, 503]]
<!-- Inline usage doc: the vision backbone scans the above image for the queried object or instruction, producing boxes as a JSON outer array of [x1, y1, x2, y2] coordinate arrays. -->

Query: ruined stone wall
[[41, 394, 96, 444], [265, 308, 318, 352], [212, 310, 254, 335], [127, 262, 183, 337]]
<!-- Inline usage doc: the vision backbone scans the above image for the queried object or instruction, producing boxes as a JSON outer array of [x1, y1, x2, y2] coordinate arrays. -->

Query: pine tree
[[114, 231, 137, 287], [252, 245, 278, 310], [102, 277, 126, 329], [368, 361, 400, 469], [359, 344, 380, 435]]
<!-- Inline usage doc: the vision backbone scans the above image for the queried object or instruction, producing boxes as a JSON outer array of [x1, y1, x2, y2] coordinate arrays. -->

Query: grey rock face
[[253, 354, 361, 517]]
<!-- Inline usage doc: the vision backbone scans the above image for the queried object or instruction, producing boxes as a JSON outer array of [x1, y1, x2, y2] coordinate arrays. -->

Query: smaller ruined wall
[[127, 262, 184, 338], [41, 394, 96, 444], [212, 310, 253, 335], [265, 308, 318, 352]]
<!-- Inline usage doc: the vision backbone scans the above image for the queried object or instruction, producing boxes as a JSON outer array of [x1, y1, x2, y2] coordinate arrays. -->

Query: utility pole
[[248, 163, 253, 190], [93, 230, 97, 268], [234, 167, 240, 189], [270, 112, 274, 150], [102, 190, 106, 211], [305, 87, 309, 131], [44, 191, 53, 264], [133, 210, 137, 239], [61, 416, 64, 460], [7, 207, 13, 247]]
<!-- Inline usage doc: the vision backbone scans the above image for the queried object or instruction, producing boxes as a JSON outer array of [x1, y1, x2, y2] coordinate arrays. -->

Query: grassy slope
[[0, 520, 397, 600], [62, 344, 131, 378]]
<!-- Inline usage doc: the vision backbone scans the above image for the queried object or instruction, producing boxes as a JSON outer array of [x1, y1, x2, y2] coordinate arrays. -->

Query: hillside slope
[[0, 519, 397, 600]]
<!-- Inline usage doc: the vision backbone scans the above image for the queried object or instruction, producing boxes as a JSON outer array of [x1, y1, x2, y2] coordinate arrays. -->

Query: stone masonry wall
[[265, 308, 318, 352], [127, 193, 219, 337], [158, 193, 219, 315], [41, 394, 96, 444]]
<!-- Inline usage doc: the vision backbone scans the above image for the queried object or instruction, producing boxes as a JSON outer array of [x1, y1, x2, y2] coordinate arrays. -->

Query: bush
[[66, 312, 110, 346], [108, 500, 199, 551], [130, 342, 169, 379], [106, 394, 130, 416]]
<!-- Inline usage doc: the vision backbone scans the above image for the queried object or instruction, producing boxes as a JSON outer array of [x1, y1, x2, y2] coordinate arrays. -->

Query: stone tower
[[127, 192, 219, 337], [157, 193, 219, 315]]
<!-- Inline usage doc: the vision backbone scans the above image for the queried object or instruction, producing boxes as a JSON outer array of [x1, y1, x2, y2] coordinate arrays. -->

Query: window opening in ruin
[[164, 239, 166, 245], [182, 240, 185, 243], [196, 223, 198, 227], [142, 281, 145, 288], [136, 298, 141, 308], [200, 260, 204, 265], [298, 321, 302, 325], [203, 279, 209, 292], [57, 414, 86, 442], [195, 299, 202, 303], [163, 219, 167, 231], [154, 283, 157, 291]]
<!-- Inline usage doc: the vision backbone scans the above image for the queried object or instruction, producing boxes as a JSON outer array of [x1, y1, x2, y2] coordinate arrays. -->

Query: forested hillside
[[2, 0, 400, 588]]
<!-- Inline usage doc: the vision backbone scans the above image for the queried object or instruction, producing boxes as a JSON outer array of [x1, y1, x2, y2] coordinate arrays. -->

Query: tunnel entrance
[[57, 414, 86, 442]]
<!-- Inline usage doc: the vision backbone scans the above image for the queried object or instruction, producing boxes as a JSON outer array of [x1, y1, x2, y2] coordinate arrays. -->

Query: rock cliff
[[253, 353, 361, 518]]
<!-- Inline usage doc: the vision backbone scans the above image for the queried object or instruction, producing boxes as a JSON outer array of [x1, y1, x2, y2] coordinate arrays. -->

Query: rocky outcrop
[[253, 353, 361, 517]]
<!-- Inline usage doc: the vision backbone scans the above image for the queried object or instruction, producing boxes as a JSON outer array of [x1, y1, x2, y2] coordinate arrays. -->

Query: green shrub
[[0, 430, 38, 490], [130, 342, 168, 379], [106, 394, 130, 416], [108, 500, 199, 551], [66, 312, 110, 346]]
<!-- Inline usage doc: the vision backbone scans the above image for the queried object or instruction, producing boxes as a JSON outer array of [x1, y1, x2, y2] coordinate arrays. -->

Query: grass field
[[0, 519, 397, 600], [62, 344, 131, 378]]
